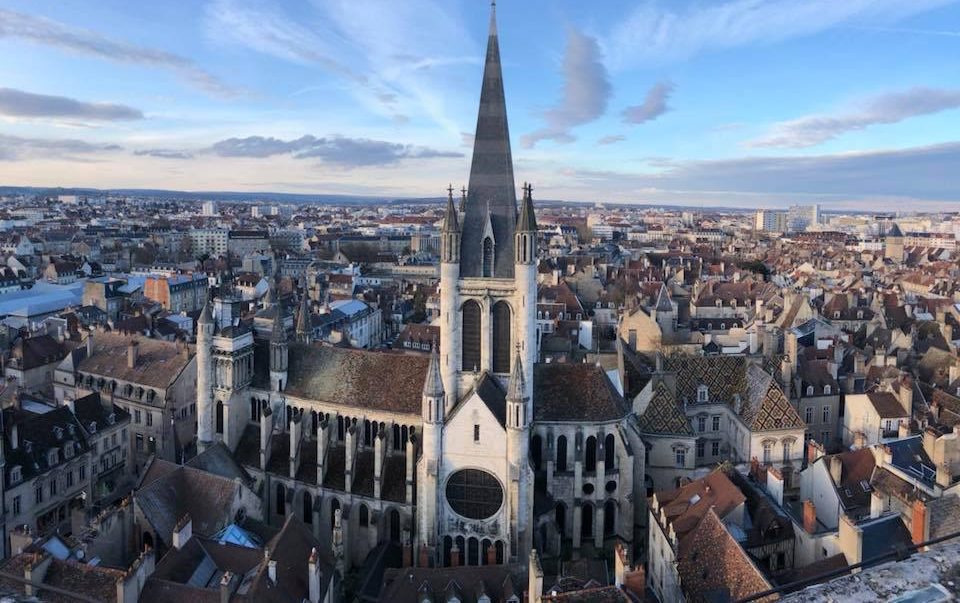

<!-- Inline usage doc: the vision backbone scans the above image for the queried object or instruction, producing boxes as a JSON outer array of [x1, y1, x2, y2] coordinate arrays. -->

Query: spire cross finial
[[447, 184, 454, 200], [461, 186, 467, 199]]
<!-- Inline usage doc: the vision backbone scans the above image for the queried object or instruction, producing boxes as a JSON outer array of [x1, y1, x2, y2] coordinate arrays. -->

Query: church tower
[[424, 1, 540, 568], [196, 299, 215, 452], [269, 306, 288, 392]]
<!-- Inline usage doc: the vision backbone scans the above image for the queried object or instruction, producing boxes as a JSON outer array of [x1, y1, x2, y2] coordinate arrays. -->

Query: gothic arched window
[[492, 301, 511, 373], [482, 237, 494, 277], [462, 300, 482, 372]]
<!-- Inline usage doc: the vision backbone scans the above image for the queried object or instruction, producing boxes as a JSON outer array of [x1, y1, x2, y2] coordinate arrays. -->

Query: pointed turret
[[296, 292, 311, 344], [515, 183, 537, 265], [422, 344, 445, 401], [198, 298, 214, 327], [441, 186, 461, 264], [516, 183, 537, 234], [506, 349, 526, 405], [461, 0, 517, 279], [270, 306, 286, 343], [442, 185, 460, 233]]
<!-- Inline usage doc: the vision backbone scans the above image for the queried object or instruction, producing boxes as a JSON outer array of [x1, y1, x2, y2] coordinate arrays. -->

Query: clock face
[[445, 469, 504, 520]]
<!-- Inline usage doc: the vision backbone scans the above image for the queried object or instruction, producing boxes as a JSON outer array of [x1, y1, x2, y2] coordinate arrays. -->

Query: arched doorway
[[467, 537, 479, 566], [443, 536, 453, 567]]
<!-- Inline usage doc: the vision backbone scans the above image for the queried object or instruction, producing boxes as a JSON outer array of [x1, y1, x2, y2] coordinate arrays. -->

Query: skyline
[[1, 0, 959, 209]]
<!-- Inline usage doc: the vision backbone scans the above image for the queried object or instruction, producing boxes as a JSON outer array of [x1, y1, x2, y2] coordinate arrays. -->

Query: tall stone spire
[[296, 290, 311, 343], [506, 348, 526, 403], [461, 0, 517, 279]]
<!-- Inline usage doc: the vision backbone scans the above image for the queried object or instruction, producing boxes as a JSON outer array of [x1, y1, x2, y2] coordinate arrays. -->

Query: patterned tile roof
[[636, 380, 693, 436]]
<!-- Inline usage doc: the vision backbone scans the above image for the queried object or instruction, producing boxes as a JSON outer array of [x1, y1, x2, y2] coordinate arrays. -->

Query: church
[[193, 2, 644, 571]]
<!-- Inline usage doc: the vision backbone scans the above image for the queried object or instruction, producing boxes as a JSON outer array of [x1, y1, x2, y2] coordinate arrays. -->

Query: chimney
[[936, 462, 952, 489], [528, 549, 544, 603], [829, 455, 842, 484], [86, 332, 94, 357], [949, 365, 960, 386], [308, 547, 322, 603], [911, 500, 929, 547], [220, 571, 237, 603], [127, 340, 139, 369], [806, 439, 824, 464], [10, 424, 18, 450], [802, 500, 817, 534], [267, 559, 278, 584], [923, 428, 937, 460], [172, 514, 192, 550]]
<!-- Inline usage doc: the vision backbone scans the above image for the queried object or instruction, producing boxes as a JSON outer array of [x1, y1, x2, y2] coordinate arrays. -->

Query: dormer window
[[89, 421, 97, 433], [47, 449, 58, 466], [834, 311, 841, 319], [10, 466, 21, 484], [807, 385, 815, 397], [53, 426, 63, 441], [824, 385, 832, 396], [697, 385, 709, 403], [107, 413, 116, 426]]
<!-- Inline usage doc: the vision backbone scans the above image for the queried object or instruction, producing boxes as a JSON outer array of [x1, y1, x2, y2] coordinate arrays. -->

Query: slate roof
[[2, 405, 91, 487], [460, 2, 518, 279], [135, 460, 245, 540], [10, 334, 68, 370], [78, 331, 193, 390], [533, 363, 629, 422], [379, 563, 525, 603], [283, 344, 429, 415], [0, 554, 126, 602]]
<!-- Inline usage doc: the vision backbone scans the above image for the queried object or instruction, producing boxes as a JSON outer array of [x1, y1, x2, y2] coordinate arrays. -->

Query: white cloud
[[622, 81, 674, 125], [604, 0, 958, 69], [0, 88, 143, 121], [748, 87, 960, 148], [521, 30, 612, 148], [0, 9, 239, 97]]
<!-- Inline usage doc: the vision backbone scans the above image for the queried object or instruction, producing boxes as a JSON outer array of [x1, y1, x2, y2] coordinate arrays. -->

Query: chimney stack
[[802, 500, 817, 534], [829, 455, 842, 485], [172, 514, 192, 550], [127, 340, 139, 369]]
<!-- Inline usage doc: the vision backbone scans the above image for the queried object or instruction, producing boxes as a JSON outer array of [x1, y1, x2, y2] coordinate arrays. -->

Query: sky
[[1, 0, 959, 210]]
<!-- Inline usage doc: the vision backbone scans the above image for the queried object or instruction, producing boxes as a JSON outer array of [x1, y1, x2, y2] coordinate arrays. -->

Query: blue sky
[[1, 0, 959, 209]]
